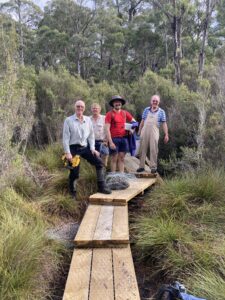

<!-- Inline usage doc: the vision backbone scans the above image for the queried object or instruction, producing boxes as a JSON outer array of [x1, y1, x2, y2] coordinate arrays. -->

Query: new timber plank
[[63, 249, 92, 300], [113, 245, 140, 300], [111, 205, 129, 242], [89, 178, 156, 205], [89, 249, 114, 300], [75, 205, 129, 247], [74, 205, 101, 246]]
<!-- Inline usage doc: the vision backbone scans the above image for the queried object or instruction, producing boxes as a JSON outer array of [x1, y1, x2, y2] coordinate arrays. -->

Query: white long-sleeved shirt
[[63, 114, 95, 153]]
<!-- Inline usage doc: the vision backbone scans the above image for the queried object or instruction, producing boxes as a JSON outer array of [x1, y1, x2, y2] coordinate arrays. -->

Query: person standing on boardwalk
[[105, 95, 136, 172], [137, 95, 169, 173], [90, 103, 109, 167], [63, 100, 111, 199]]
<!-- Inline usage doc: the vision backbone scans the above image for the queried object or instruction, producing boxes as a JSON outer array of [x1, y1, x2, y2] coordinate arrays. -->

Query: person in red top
[[105, 95, 136, 172]]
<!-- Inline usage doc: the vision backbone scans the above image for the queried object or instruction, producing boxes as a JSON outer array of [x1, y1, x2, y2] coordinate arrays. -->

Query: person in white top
[[63, 100, 111, 198], [90, 103, 109, 167]]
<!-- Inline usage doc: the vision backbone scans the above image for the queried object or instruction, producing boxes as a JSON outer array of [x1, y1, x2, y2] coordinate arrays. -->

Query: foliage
[[134, 167, 225, 296], [0, 188, 61, 300]]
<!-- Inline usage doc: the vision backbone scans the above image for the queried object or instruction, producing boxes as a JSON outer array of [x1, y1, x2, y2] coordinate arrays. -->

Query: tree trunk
[[172, 0, 182, 85], [18, 0, 24, 65], [198, 0, 211, 77]]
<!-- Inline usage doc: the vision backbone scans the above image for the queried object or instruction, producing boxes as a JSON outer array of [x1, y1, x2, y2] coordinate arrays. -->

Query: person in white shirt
[[90, 103, 109, 167], [63, 100, 111, 199]]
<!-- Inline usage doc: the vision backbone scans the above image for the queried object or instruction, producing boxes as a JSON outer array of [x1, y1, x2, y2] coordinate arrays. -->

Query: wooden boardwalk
[[63, 176, 156, 300]]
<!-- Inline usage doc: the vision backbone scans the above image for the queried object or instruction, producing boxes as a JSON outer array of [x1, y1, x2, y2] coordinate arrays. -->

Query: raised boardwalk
[[63, 176, 157, 299], [63, 246, 140, 300], [89, 178, 156, 205]]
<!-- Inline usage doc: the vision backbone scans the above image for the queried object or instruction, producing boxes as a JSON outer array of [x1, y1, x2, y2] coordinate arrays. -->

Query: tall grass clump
[[134, 167, 225, 281], [0, 188, 61, 299], [30, 143, 63, 172], [185, 261, 225, 300]]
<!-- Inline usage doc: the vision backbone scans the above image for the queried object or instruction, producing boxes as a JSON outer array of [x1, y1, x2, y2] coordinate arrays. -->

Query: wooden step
[[75, 204, 129, 247], [89, 178, 156, 205], [63, 246, 140, 300]]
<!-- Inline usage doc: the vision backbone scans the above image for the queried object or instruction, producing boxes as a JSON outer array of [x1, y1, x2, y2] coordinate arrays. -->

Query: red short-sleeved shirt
[[105, 110, 133, 138]]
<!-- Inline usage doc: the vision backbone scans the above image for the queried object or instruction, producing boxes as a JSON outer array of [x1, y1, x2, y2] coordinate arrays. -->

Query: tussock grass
[[30, 143, 63, 172], [0, 188, 60, 299], [12, 175, 38, 199], [134, 167, 225, 296], [186, 261, 225, 300]]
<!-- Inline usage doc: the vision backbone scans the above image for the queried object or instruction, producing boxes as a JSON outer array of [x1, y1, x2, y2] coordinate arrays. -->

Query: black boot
[[69, 180, 77, 200], [96, 168, 112, 194]]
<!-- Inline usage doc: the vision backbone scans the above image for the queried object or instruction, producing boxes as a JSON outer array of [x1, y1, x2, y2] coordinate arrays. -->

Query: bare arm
[[138, 119, 144, 135], [105, 123, 116, 149], [162, 122, 169, 143]]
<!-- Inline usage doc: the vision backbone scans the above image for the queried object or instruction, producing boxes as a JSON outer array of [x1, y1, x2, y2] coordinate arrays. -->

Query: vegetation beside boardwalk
[[134, 167, 225, 299]]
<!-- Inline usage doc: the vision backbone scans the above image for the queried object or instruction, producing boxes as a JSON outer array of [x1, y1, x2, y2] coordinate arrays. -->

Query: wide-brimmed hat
[[109, 95, 126, 107]]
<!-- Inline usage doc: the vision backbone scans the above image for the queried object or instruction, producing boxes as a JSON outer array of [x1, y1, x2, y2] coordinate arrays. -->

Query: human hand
[[65, 153, 73, 162], [164, 134, 169, 144], [91, 149, 100, 157], [109, 142, 116, 150]]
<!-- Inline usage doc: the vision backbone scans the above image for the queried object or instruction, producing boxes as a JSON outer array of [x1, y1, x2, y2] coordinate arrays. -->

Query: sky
[[0, 0, 47, 9], [0, 0, 94, 10]]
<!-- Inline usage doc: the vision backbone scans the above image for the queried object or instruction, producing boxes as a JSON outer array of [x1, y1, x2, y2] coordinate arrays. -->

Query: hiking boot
[[136, 167, 145, 172], [98, 181, 112, 194], [151, 168, 157, 174], [96, 168, 112, 194], [69, 191, 77, 200]]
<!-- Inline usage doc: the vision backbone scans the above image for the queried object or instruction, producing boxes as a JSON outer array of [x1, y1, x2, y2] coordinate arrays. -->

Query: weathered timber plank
[[63, 249, 92, 300], [89, 248, 114, 300], [111, 205, 129, 242], [93, 206, 114, 241], [113, 245, 140, 300], [74, 205, 101, 245]]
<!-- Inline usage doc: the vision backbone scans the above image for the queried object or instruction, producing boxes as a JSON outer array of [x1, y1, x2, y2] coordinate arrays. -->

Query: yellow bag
[[62, 154, 80, 168]]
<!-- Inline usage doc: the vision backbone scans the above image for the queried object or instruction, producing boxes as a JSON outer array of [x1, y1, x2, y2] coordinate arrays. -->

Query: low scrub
[[134, 167, 225, 298], [0, 188, 61, 299]]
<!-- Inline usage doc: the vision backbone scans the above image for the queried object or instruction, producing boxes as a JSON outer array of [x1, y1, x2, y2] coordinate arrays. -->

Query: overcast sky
[[0, 0, 49, 10]]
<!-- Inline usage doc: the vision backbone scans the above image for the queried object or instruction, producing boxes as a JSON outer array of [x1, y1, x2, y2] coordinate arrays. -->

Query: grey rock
[[106, 172, 131, 190], [46, 222, 79, 248]]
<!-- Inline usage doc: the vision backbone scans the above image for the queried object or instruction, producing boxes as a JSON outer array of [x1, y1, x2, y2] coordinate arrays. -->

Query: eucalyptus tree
[[39, 0, 98, 77], [196, 0, 219, 77], [150, 0, 193, 84], [0, 0, 42, 65]]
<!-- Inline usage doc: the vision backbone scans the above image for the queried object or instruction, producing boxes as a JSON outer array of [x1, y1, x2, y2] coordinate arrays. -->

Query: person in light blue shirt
[[63, 100, 111, 198], [137, 95, 169, 173]]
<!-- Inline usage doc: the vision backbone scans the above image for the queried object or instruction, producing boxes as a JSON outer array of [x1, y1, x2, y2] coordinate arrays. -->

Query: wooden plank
[[89, 248, 114, 300], [63, 249, 92, 300], [93, 206, 114, 240], [111, 205, 129, 242], [76, 205, 129, 247], [113, 245, 140, 300], [74, 205, 101, 245], [89, 178, 156, 204]]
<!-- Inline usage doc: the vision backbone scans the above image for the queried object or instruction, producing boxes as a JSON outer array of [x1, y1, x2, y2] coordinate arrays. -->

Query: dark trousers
[[69, 144, 103, 192]]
